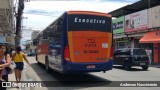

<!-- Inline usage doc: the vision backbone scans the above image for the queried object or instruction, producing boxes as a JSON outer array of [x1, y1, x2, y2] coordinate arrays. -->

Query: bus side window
[[54, 25, 62, 45]]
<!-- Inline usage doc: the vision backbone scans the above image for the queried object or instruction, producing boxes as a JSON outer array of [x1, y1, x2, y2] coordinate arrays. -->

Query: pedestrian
[[0, 44, 11, 90], [2, 45, 10, 82], [145, 47, 152, 64], [12, 46, 31, 84]]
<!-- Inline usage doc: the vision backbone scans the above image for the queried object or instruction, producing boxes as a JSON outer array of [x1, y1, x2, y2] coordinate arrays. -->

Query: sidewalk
[[150, 63, 160, 68], [7, 65, 29, 90], [7, 72, 19, 90]]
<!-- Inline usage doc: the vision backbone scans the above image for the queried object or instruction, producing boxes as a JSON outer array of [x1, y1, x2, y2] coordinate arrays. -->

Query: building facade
[[0, 0, 15, 50], [112, 16, 132, 50], [0, 0, 15, 45], [112, 5, 160, 64]]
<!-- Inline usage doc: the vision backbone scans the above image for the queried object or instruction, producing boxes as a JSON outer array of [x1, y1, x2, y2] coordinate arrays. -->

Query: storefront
[[139, 30, 160, 64], [114, 37, 132, 50], [0, 34, 15, 45], [112, 16, 126, 50]]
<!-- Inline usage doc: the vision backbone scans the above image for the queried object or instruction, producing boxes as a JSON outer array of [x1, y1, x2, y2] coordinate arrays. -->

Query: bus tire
[[45, 58, 50, 73]]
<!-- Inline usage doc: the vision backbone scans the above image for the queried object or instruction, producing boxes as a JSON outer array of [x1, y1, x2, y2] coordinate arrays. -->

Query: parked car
[[113, 48, 150, 70]]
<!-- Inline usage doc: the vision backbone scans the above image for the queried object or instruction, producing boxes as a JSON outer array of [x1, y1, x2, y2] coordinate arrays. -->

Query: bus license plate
[[140, 63, 145, 65], [87, 65, 95, 69]]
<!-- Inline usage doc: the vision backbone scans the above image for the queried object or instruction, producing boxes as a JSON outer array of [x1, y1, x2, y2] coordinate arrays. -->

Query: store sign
[[6, 36, 14, 43], [115, 37, 130, 41], [113, 21, 123, 30], [0, 36, 14, 43], [125, 9, 148, 33], [0, 37, 6, 43], [112, 16, 125, 34]]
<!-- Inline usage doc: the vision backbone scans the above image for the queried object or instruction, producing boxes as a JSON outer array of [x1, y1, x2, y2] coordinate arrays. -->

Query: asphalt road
[[8, 56, 160, 90]]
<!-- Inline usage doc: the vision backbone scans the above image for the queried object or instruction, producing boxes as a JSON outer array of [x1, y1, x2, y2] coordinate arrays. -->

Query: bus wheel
[[45, 59, 50, 73]]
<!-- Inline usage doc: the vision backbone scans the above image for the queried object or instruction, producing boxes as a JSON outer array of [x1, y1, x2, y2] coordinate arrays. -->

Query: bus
[[34, 11, 113, 73]]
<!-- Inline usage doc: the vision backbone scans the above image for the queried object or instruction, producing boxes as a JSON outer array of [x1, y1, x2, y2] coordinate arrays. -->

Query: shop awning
[[139, 31, 160, 43]]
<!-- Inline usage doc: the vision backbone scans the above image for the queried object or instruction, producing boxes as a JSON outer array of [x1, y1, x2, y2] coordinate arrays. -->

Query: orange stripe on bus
[[68, 32, 75, 62], [68, 11, 111, 17]]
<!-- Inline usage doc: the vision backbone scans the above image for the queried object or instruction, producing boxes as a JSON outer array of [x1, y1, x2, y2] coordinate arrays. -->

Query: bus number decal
[[85, 39, 97, 47]]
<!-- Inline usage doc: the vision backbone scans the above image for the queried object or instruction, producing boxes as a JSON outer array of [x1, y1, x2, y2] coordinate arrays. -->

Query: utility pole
[[15, 0, 25, 47], [148, 0, 150, 8]]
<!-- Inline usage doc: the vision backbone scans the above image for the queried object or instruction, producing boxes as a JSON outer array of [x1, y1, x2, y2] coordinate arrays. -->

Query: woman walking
[[12, 46, 31, 83], [0, 44, 11, 90], [2, 45, 10, 82]]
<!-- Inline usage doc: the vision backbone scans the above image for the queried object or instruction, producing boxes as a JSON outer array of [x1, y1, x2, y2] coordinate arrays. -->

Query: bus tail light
[[110, 46, 114, 60], [64, 46, 71, 61]]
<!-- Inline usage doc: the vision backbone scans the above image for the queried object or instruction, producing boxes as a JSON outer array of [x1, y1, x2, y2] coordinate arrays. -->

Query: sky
[[21, 0, 139, 44]]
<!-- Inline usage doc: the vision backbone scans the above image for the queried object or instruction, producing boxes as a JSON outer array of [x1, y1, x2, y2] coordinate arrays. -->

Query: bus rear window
[[68, 14, 111, 32]]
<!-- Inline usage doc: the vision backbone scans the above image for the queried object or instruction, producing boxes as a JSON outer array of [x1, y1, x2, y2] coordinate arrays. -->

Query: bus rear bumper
[[63, 60, 113, 73]]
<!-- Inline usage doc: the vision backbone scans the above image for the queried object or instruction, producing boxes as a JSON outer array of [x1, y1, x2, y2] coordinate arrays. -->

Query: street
[[7, 56, 160, 90], [1, 0, 160, 90]]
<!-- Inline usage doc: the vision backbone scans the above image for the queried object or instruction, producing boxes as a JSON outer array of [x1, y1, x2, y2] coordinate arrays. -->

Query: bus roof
[[67, 11, 111, 17]]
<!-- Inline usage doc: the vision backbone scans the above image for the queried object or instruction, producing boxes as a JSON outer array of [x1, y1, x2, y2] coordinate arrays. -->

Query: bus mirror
[[33, 39, 38, 46]]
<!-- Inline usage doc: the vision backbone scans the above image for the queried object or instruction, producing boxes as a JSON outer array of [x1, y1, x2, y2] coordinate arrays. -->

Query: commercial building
[[109, 0, 160, 64], [0, 0, 15, 46]]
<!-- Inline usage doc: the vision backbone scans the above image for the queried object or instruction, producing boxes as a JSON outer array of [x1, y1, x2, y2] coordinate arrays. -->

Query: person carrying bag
[[5, 61, 16, 74], [0, 44, 11, 90], [12, 46, 31, 86]]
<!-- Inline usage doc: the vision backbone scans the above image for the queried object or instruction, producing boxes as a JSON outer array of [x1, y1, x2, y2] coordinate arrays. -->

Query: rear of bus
[[63, 11, 113, 73]]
